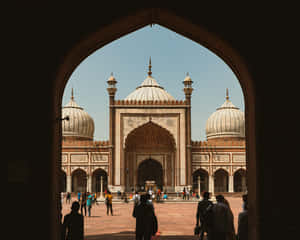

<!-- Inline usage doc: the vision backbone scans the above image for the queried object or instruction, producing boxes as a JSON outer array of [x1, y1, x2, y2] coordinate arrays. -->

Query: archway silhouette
[[138, 158, 163, 190], [52, 8, 257, 240]]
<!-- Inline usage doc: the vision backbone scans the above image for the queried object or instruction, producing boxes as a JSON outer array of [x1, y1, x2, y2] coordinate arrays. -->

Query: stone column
[[87, 175, 92, 193], [66, 175, 72, 193], [107, 74, 117, 187], [229, 175, 234, 193], [183, 73, 193, 186], [198, 175, 201, 196], [99, 176, 104, 199], [209, 174, 214, 196]]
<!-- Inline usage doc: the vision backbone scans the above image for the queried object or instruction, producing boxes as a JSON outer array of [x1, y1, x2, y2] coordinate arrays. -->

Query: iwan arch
[[61, 60, 246, 194]]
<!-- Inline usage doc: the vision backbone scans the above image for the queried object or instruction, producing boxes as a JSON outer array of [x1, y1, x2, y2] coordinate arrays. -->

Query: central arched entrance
[[138, 158, 163, 191], [125, 121, 176, 192]]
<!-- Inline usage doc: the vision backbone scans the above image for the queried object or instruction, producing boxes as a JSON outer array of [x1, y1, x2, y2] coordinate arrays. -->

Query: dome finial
[[226, 88, 229, 100], [148, 57, 152, 76], [71, 88, 74, 101]]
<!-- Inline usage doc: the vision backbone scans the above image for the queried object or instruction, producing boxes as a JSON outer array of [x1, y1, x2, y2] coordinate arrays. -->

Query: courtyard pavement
[[62, 197, 243, 240]]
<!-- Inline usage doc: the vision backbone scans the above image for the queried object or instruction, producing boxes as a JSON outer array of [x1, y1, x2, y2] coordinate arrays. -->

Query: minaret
[[183, 73, 193, 186], [107, 73, 117, 186]]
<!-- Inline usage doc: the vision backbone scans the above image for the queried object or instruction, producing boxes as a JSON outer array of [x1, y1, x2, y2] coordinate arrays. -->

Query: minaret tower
[[183, 73, 193, 187], [107, 73, 117, 187]]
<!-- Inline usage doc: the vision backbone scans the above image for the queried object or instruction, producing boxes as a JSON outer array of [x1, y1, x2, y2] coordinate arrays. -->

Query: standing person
[[77, 192, 81, 202], [156, 189, 161, 202], [80, 192, 87, 216], [196, 191, 213, 240], [133, 191, 140, 207], [105, 191, 113, 215], [183, 187, 186, 200], [223, 197, 236, 240], [237, 194, 248, 240], [210, 195, 233, 240], [66, 192, 71, 204], [133, 194, 158, 240], [62, 201, 84, 240], [87, 193, 92, 217]]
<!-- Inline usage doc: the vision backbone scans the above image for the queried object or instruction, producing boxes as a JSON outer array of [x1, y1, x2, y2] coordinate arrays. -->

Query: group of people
[[196, 192, 248, 240], [61, 190, 248, 240]]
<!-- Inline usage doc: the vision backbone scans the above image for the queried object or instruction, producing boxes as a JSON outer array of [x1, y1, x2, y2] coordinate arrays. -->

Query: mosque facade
[[61, 61, 246, 195]]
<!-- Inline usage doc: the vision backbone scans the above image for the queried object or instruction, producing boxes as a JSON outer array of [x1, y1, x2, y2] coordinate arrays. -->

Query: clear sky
[[62, 25, 244, 141]]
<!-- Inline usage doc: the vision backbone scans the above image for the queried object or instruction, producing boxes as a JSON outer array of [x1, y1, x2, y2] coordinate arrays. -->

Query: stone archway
[[214, 169, 229, 193], [72, 169, 87, 193], [234, 169, 247, 192], [138, 158, 163, 190], [125, 121, 176, 192], [92, 168, 108, 193], [192, 169, 209, 193], [51, 8, 258, 240]]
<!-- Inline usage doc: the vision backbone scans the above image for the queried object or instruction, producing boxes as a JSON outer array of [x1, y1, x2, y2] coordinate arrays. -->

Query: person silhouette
[[62, 201, 84, 240], [133, 194, 157, 240], [237, 194, 248, 240], [211, 195, 232, 240], [196, 191, 213, 240]]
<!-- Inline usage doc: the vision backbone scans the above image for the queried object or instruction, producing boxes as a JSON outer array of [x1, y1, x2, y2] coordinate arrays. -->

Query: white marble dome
[[206, 90, 245, 140], [62, 91, 94, 140], [125, 75, 175, 101]]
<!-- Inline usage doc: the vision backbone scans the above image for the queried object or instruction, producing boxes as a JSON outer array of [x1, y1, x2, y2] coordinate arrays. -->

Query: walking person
[[80, 192, 87, 216], [133, 194, 158, 240], [105, 191, 113, 215], [210, 195, 234, 240], [237, 194, 248, 240], [196, 191, 213, 240], [87, 193, 92, 217], [62, 201, 84, 240]]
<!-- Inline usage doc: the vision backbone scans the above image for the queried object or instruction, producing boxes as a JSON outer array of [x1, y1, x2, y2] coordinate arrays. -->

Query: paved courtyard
[[62, 197, 243, 240]]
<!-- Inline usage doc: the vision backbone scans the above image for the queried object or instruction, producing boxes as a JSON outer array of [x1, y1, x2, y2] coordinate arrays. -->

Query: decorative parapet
[[114, 99, 187, 106], [192, 138, 246, 147], [62, 139, 109, 147]]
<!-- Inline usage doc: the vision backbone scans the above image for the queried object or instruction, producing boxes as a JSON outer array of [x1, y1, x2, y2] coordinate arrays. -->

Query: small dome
[[62, 89, 94, 140], [183, 73, 193, 83], [206, 89, 245, 140]]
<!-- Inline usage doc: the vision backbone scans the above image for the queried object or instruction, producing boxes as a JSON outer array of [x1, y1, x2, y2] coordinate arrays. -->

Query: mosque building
[[61, 60, 246, 196]]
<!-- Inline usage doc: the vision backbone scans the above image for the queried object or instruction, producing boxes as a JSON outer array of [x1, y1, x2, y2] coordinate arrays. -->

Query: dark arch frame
[[51, 8, 257, 240], [137, 158, 164, 190], [192, 168, 209, 193]]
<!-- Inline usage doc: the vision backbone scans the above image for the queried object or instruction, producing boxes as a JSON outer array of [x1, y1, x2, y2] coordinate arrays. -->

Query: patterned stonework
[[92, 154, 108, 162], [233, 154, 245, 162], [192, 154, 210, 162], [70, 154, 88, 163], [123, 115, 178, 146], [213, 154, 230, 162]]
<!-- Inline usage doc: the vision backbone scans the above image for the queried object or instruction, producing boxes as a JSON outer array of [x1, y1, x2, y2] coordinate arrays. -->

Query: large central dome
[[125, 58, 175, 101]]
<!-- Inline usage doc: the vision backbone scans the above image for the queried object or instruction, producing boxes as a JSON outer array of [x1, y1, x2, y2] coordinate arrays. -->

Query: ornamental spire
[[226, 88, 229, 100], [148, 57, 152, 76], [71, 88, 74, 101]]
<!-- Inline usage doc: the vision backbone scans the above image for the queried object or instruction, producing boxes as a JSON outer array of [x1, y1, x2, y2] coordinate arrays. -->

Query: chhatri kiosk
[[61, 60, 246, 196]]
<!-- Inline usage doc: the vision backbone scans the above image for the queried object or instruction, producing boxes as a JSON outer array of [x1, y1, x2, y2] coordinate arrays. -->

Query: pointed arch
[[125, 121, 176, 151]]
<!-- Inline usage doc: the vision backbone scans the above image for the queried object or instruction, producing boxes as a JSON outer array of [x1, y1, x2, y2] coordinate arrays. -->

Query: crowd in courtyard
[[60, 190, 248, 240]]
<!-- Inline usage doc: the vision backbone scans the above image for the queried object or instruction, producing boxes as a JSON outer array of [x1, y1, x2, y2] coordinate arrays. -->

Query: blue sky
[[62, 25, 244, 141]]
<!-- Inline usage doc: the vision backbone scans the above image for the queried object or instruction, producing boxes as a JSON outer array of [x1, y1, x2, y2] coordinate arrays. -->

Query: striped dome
[[206, 90, 244, 140], [62, 90, 94, 140], [125, 76, 175, 101]]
